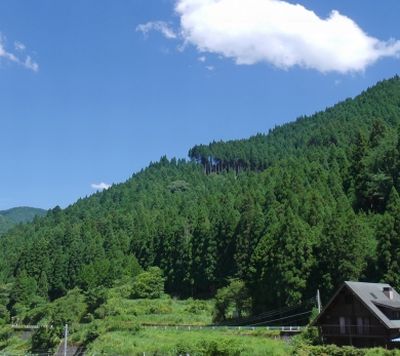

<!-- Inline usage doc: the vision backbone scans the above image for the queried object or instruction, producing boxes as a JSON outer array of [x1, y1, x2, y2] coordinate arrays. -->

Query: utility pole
[[316, 289, 322, 313], [64, 324, 68, 356]]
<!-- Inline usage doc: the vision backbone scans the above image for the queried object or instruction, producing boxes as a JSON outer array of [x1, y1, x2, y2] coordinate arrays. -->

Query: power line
[[247, 311, 313, 327], [226, 297, 315, 326]]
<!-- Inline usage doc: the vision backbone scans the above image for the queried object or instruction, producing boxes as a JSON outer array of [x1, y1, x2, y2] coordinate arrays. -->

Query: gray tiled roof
[[345, 281, 400, 329], [373, 300, 400, 310]]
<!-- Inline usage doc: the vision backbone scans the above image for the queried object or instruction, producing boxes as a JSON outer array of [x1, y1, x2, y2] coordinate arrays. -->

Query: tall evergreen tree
[[377, 187, 400, 289]]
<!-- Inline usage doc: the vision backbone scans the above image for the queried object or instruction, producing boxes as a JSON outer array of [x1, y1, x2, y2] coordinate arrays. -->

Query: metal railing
[[320, 324, 387, 337]]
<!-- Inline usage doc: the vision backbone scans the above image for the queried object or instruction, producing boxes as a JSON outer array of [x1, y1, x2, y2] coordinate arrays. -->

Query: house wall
[[317, 286, 391, 348]]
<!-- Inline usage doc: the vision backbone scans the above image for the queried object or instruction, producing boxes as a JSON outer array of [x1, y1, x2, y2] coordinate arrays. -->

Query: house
[[313, 281, 400, 348]]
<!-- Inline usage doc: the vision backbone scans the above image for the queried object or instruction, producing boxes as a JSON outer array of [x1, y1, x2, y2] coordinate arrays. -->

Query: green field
[[85, 328, 288, 356]]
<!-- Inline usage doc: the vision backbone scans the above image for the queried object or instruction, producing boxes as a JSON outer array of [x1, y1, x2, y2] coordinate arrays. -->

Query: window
[[357, 317, 363, 335], [364, 317, 370, 335], [340, 317, 346, 334]]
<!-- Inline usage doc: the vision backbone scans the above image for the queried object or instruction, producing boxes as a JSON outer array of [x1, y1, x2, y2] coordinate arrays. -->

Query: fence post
[[63, 324, 68, 356]]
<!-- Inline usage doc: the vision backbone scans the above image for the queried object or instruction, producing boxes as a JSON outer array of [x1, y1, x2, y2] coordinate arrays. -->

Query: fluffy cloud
[[136, 21, 177, 39], [0, 35, 39, 72], [91, 182, 111, 191], [139, 0, 400, 73]]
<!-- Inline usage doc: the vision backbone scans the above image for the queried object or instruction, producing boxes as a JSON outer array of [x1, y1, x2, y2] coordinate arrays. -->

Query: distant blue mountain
[[0, 207, 46, 235]]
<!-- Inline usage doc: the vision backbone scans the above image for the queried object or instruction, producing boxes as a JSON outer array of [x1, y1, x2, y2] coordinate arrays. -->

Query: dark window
[[363, 317, 370, 335]]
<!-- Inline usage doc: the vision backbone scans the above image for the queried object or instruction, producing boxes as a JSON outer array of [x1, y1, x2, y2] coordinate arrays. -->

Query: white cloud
[[206, 65, 214, 71], [14, 41, 26, 51], [136, 21, 177, 39], [198, 55, 206, 62], [91, 182, 112, 191], [24, 56, 39, 72], [0, 35, 39, 72], [139, 0, 400, 73]]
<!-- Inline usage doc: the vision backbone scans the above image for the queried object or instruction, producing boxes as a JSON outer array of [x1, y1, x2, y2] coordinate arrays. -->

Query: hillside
[[0, 207, 46, 235], [1, 75, 400, 315]]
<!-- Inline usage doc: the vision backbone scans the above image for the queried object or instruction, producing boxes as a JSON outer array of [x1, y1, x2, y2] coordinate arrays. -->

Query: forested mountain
[[0, 207, 46, 235], [1, 76, 400, 315]]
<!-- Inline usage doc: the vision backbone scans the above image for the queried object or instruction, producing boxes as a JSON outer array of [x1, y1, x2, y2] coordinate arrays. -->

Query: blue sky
[[0, 0, 399, 210]]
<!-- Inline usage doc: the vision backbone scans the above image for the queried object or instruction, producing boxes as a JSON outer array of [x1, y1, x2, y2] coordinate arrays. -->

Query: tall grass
[[94, 296, 213, 326], [86, 328, 290, 356]]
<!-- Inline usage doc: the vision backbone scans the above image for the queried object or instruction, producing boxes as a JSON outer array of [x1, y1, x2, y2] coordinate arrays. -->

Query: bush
[[30, 326, 59, 353], [0, 326, 12, 342], [292, 344, 399, 356], [85, 287, 107, 315], [131, 267, 165, 299], [0, 305, 10, 325], [293, 326, 322, 347], [184, 299, 210, 314], [213, 279, 251, 322], [175, 338, 245, 356], [83, 323, 101, 344], [20, 288, 88, 330], [198, 339, 244, 356], [107, 283, 132, 299]]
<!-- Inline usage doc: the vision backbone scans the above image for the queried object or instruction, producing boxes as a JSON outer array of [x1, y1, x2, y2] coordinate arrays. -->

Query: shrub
[[107, 283, 132, 299], [0, 326, 12, 342], [291, 344, 396, 356], [83, 323, 101, 344], [85, 287, 107, 315], [48, 289, 88, 327], [184, 299, 210, 314], [175, 338, 244, 356], [131, 267, 165, 299], [213, 279, 251, 322], [0, 305, 10, 325], [30, 326, 59, 353]]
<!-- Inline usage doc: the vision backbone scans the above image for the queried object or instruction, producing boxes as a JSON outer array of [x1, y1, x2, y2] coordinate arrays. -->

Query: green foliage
[[0, 207, 46, 235], [131, 267, 165, 299], [184, 299, 210, 314], [9, 271, 44, 315], [0, 325, 12, 343], [87, 292, 213, 327], [85, 287, 107, 315], [213, 279, 251, 322], [0, 284, 11, 325], [30, 326, 59, 353], [2, 76, 400, 317], [20, 289, 87, 329], [85, 328, 289, 356], [0, 325, 29, 354], [292, 344, 400, 356], [376, 187, 400, 290]]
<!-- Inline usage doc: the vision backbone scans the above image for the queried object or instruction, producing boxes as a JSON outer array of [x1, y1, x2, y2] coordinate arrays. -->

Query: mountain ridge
[[0, 207, 46, 235], [0, 75, 400, 312]]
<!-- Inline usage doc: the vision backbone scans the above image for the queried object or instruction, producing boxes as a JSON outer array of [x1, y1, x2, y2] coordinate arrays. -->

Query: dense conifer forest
[[1, 76, 400, 317]]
